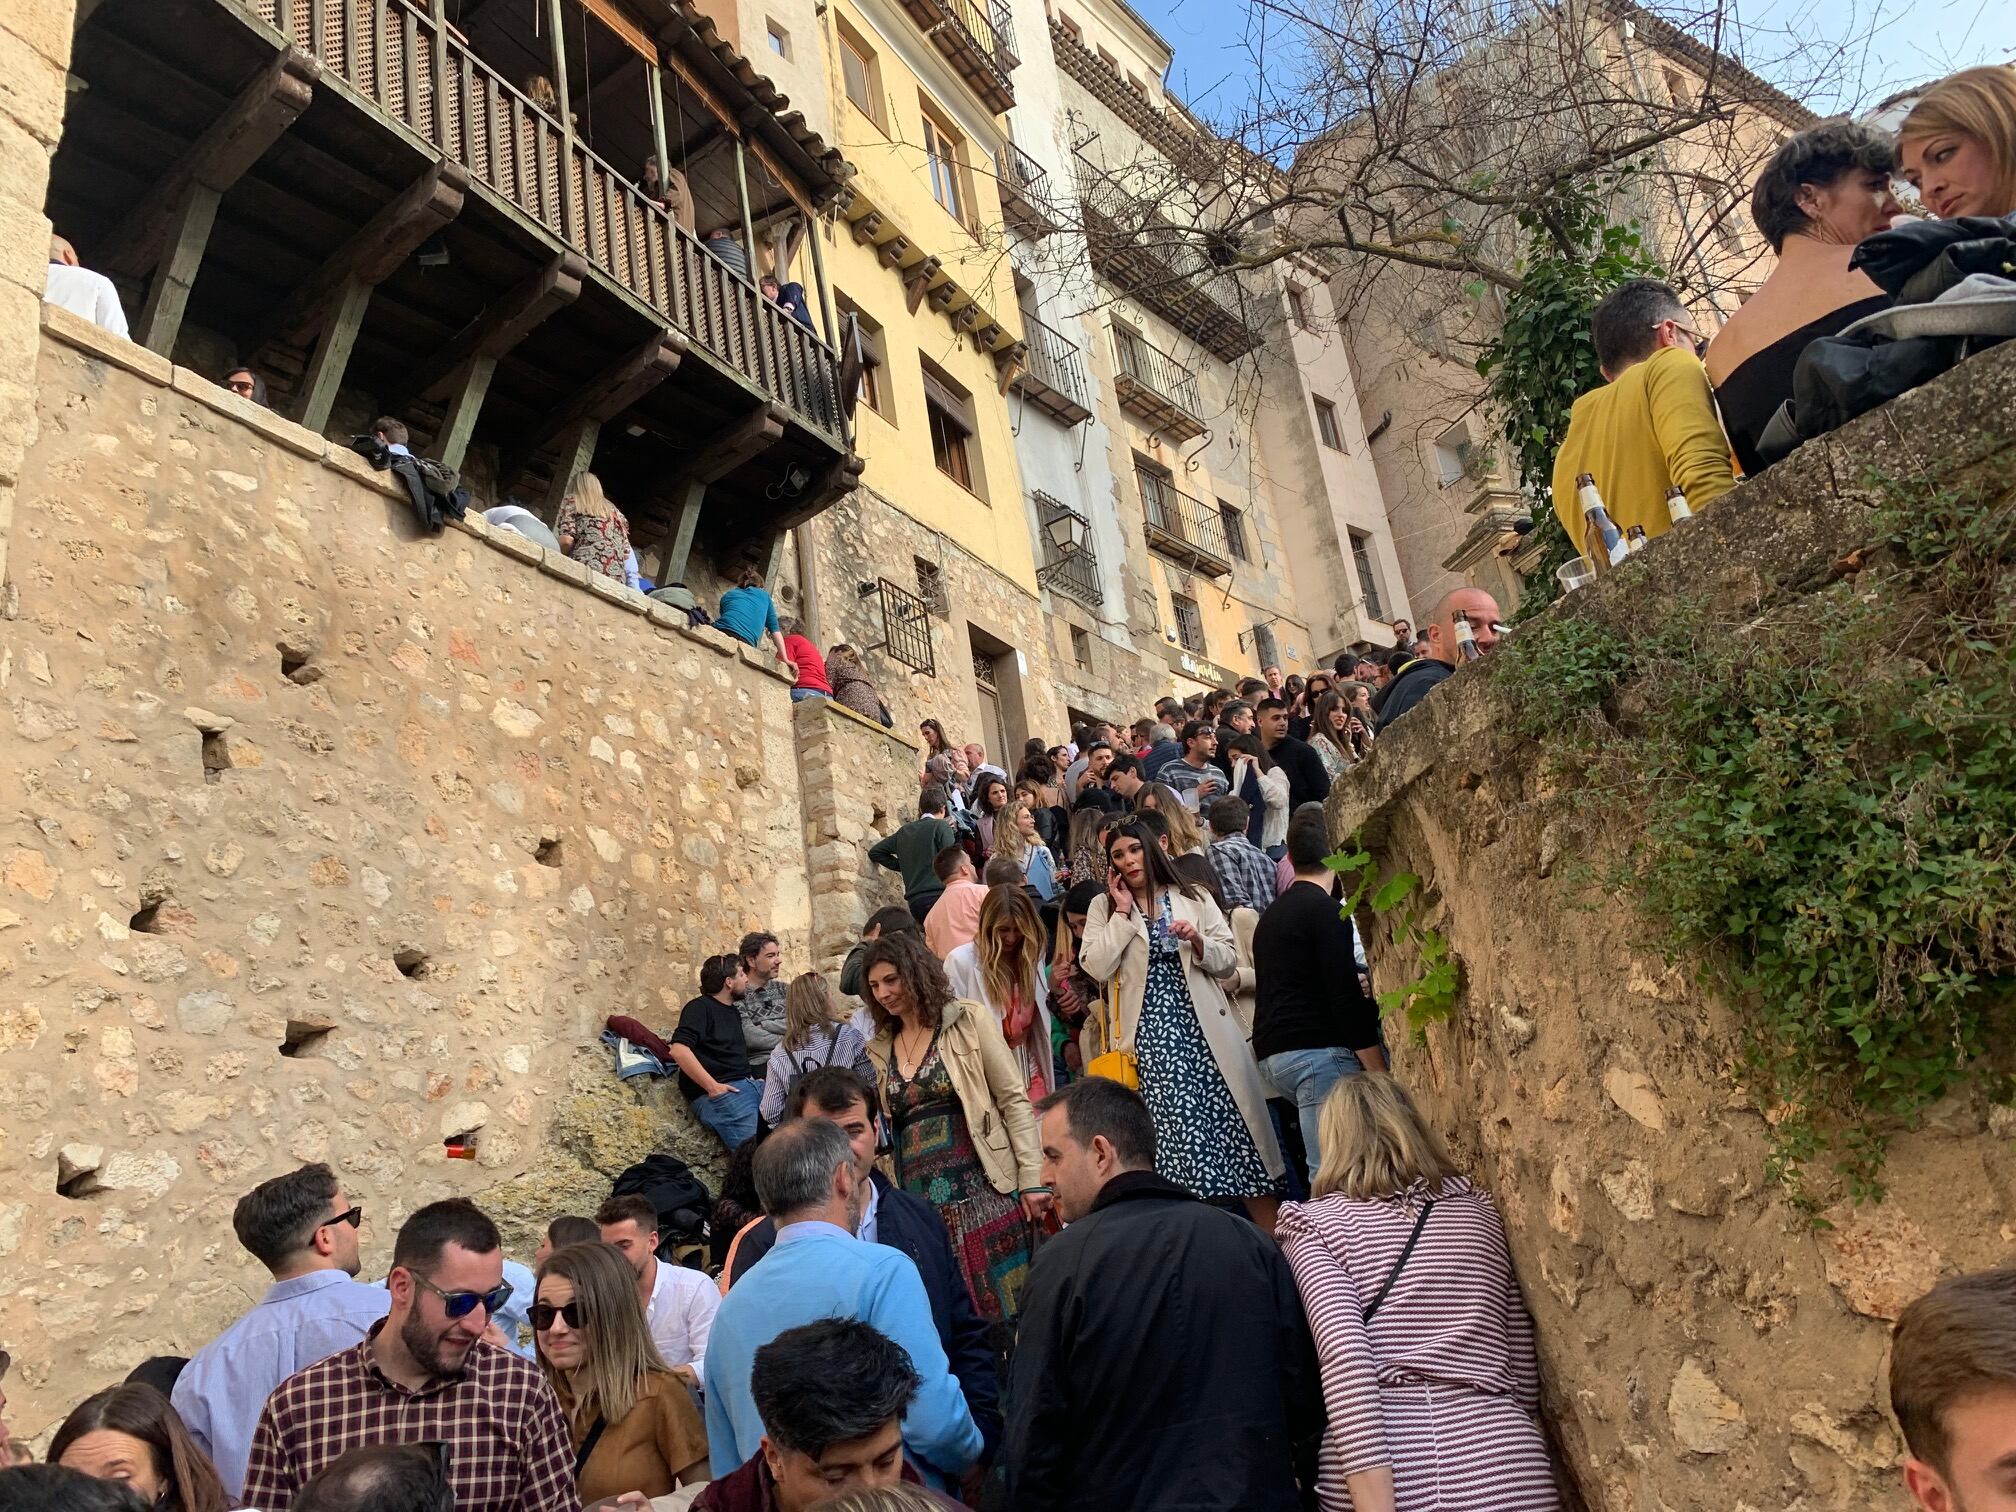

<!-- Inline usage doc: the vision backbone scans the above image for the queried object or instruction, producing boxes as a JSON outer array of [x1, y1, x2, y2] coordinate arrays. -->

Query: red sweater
[[783, 633, 831, 694]]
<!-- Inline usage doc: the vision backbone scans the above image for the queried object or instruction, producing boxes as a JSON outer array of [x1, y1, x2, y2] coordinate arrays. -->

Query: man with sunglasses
[[1550, 277, 1738, 561], [172, 1163, 390, 1499], [243, 1198, 576, 1512]]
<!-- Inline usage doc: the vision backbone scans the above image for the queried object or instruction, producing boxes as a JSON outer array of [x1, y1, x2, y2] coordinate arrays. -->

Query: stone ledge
[[737, 640, 794, 683], [793, 688, 921, 753], [169, 366, 325, 460], [584, 571, 646, 613], [321, 442, 406, 499], [40, 301, 171, 384], [674, 622, 735, 657], [538, 548, 592, 588], [451, 510, 492, 540], [486, 525, 544, 565]]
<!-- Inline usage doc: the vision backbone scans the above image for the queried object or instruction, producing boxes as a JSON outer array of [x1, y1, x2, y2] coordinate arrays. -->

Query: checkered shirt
[[1209, 834, 1280, 915], [241, 1323, 578, 1512]]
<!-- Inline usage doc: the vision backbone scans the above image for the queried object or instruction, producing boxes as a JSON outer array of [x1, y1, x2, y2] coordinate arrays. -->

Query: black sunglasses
[[529, 1300, 586, 1332], [321, 1206, 363, 1230], [411, 1274, 513, 1321]]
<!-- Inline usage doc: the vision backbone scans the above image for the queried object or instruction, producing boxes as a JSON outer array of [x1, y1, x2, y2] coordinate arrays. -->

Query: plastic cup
[[1556, 557, 1596, 593]]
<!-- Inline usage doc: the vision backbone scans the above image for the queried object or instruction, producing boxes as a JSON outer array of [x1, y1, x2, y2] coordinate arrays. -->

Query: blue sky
[[1134, 0, 2016, 123]]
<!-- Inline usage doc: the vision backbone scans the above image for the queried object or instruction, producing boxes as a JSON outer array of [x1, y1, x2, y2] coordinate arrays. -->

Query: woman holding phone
[[1078, 821, 1285, 1230], [532, 1242, 709, 1504]]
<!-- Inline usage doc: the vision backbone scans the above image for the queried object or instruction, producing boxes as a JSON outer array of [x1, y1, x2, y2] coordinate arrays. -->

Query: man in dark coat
[[1003, 1078, 1324, 1512], [1256, 697, 1332, 816], [727, 1068, 1002, 1460]]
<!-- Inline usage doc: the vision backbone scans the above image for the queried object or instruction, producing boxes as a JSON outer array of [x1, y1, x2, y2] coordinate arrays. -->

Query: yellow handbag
[[1086, 975, 1138, 1090]]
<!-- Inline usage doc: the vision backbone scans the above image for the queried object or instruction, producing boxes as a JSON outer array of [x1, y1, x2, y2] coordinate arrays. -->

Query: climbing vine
[[1473, 169, 1665, 620], [1325, 845, 1462, 1041], [1491, 473, 2016, 1204]]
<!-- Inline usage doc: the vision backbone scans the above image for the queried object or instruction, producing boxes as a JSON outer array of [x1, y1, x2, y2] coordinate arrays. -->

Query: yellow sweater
[[1550, 346, 1737, 556]]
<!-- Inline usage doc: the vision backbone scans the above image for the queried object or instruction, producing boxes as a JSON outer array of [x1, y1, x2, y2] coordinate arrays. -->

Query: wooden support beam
[[541, 420, 602, 518], [104, 49, 319, 280], [292, 274, 372, 433], [671, 402, 788, 490], [134, 185, 220, 356], [504, 331, 686, 487], [775, 453, 866, 530], [427, 354, 495, 472], [660, 477, 706, 586], [760, 529, 787, 585], [401, 252, 586, 404], [265, 160, 467, 349], [850, 211, 884, 245], [903, 257, 943, 315]]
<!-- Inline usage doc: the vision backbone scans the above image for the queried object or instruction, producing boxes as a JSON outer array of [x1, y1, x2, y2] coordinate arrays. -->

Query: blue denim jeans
[[789, 688, 829, 703], [1260, 1047, 1365, 1180], [691, 1078, 762, 1150]]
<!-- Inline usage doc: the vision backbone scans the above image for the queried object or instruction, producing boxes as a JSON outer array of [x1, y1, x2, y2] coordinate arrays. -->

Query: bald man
[[1375, 588, 1501, 732], [45, 236, 130, 340]]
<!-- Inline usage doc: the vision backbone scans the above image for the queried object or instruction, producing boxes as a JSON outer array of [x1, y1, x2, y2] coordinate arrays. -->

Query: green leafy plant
[[1325, 846, 1462, 1041], [1473, 169, 1665, 620], [1490, 474, 2016, 1203]]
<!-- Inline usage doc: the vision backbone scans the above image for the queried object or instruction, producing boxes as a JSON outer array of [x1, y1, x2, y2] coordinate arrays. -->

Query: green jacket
[[867, 815, 956, 901]]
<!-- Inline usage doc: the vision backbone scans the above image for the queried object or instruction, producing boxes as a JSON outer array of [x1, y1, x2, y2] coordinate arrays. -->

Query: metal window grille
[[876, 578, 937, 674], [914, 558, 949, 617], [1350, 532, 1386, 621], [1172, 594, 1205, 653]]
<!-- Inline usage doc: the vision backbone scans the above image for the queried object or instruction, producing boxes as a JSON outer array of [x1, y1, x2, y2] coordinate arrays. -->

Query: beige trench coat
[[867, 995, 1045, 1196], [1078, 887, 1286, 1183]]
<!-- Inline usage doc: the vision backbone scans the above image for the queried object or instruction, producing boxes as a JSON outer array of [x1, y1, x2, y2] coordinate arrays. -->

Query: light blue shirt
[[858, 1179, 882, 1248], [172, 1270, 390, 1498], [714, 584, 779, 648], [497, 1258, 537, 1359], [702, 1221, 979, 1481]]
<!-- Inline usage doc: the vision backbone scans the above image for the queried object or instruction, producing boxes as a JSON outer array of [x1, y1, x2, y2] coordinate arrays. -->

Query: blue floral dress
[[1134, 892, 1276, 1199]]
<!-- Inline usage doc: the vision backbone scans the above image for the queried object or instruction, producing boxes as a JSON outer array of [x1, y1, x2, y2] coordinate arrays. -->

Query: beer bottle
[[1453, 609, 1483, 663], [1576, 472, 1628, 567], [1625, 524, 1648, 554], [1666, 485, 1694, 523]]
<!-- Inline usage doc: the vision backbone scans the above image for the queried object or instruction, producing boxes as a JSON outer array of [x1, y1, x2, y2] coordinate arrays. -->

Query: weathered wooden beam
[[104, 49, 319, 280], [134, 185, 220, 356], [659, 477, 707, 586], [292, 274, 372, 433], [671, 402, 788, 491], [266, 160, 468, 348], [540, 420, 604, 518], [774, 452, 866, 531], [427, 354, 495, 472], [401, 251, 586, 404], [903, 257, 944, 316], [525, 331, 686, 454]]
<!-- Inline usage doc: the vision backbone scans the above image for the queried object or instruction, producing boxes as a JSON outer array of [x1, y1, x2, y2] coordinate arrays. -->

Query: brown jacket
[[868, 996, 1044, 1195]]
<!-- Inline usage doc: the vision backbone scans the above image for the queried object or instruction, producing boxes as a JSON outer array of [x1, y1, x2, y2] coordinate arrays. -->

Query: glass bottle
[[1453, 609, 1482, 662], [1576, 472, 1628, 566], [1625, 524, 1649, 554], [1666, 485, 1694, 524]]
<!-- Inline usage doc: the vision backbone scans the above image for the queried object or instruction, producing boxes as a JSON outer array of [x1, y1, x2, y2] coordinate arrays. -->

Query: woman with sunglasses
[[532, 1242, 709, 1501]]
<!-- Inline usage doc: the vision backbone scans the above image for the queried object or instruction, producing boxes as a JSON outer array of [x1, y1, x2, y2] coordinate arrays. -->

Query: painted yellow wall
[[817, 0, 1036, 591]]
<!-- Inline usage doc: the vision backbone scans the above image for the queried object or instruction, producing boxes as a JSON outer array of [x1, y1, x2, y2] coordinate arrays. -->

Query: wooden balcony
[[897, 0, 1019, 113], [1137, 469, 1232, 579], [1012, 311, 1092, 426], [997, 141, 1061, 237], [1111, 325, 1204, 442], [51, 0, 859, 566]]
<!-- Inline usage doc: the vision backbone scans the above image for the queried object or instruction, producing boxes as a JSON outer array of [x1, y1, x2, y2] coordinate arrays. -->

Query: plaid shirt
[[242, 1323, 578, 1512], [1209, 834, 1280, 915]]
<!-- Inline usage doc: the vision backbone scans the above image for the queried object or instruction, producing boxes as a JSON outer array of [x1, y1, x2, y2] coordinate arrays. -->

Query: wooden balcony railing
[[1013, 310, 1092, 426], [997, 141, 1061, 237], [1137, 468, 1232, 578], [897, 0, 1018, 112], [1111, 325, 1204, 442], [1034, 491, 1102, 608], [248, 0, 844, 441]]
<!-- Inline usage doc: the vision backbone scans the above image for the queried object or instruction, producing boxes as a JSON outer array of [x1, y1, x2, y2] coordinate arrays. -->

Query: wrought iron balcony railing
[[897, 0, 1019, 112], [1136, 468, 1232, 578], [1013, 311, 1092, 426], [1111, 325, 1204, 441], [997, 141, 1062, 237]]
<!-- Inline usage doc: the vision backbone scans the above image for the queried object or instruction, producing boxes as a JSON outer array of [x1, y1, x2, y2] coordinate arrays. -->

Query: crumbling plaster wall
[[1327, 340, 2016, 1511]]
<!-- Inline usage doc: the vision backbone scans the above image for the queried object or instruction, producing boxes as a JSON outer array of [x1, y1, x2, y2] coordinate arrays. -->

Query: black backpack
[[782, 1025, 843, 1101], [610, 1154, 712, 1254]]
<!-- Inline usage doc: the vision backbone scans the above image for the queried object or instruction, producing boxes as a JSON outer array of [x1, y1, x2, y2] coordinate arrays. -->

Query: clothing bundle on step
[[1757, 214, 2016, 464], [350, 435, 471, 532]]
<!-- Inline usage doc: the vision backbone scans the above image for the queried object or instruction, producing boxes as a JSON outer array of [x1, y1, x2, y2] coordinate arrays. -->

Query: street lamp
[[1043, 506, 1087, 558]]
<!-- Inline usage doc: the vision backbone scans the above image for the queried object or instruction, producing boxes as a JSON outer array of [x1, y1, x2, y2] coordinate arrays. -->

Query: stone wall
[[0, 309, 917, 1437], [0, 0, 76, 587], [1326, 342, 2016, 1511]]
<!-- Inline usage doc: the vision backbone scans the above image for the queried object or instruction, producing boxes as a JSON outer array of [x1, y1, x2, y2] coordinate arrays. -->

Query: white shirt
[[646, 1254, 719, 1378], [46, 262, 130, 340], [858, 1175, 882, 1247]]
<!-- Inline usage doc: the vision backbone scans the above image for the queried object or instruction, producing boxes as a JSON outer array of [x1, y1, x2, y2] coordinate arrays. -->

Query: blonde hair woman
[[1137, 782, 1206, 857], [758, 971, 877, 1126], [533, 1241, 709, 1500], [989, 795, 1058, 901], [1899, 66, 2016, 219], [554, 471, 631, 584], [1277, 1076, 1557, 1512], [944, 884, 1054, 1104]]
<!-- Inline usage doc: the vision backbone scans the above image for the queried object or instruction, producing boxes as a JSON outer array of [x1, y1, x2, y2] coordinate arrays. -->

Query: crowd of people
[[16, 61, 2016, 1512]]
